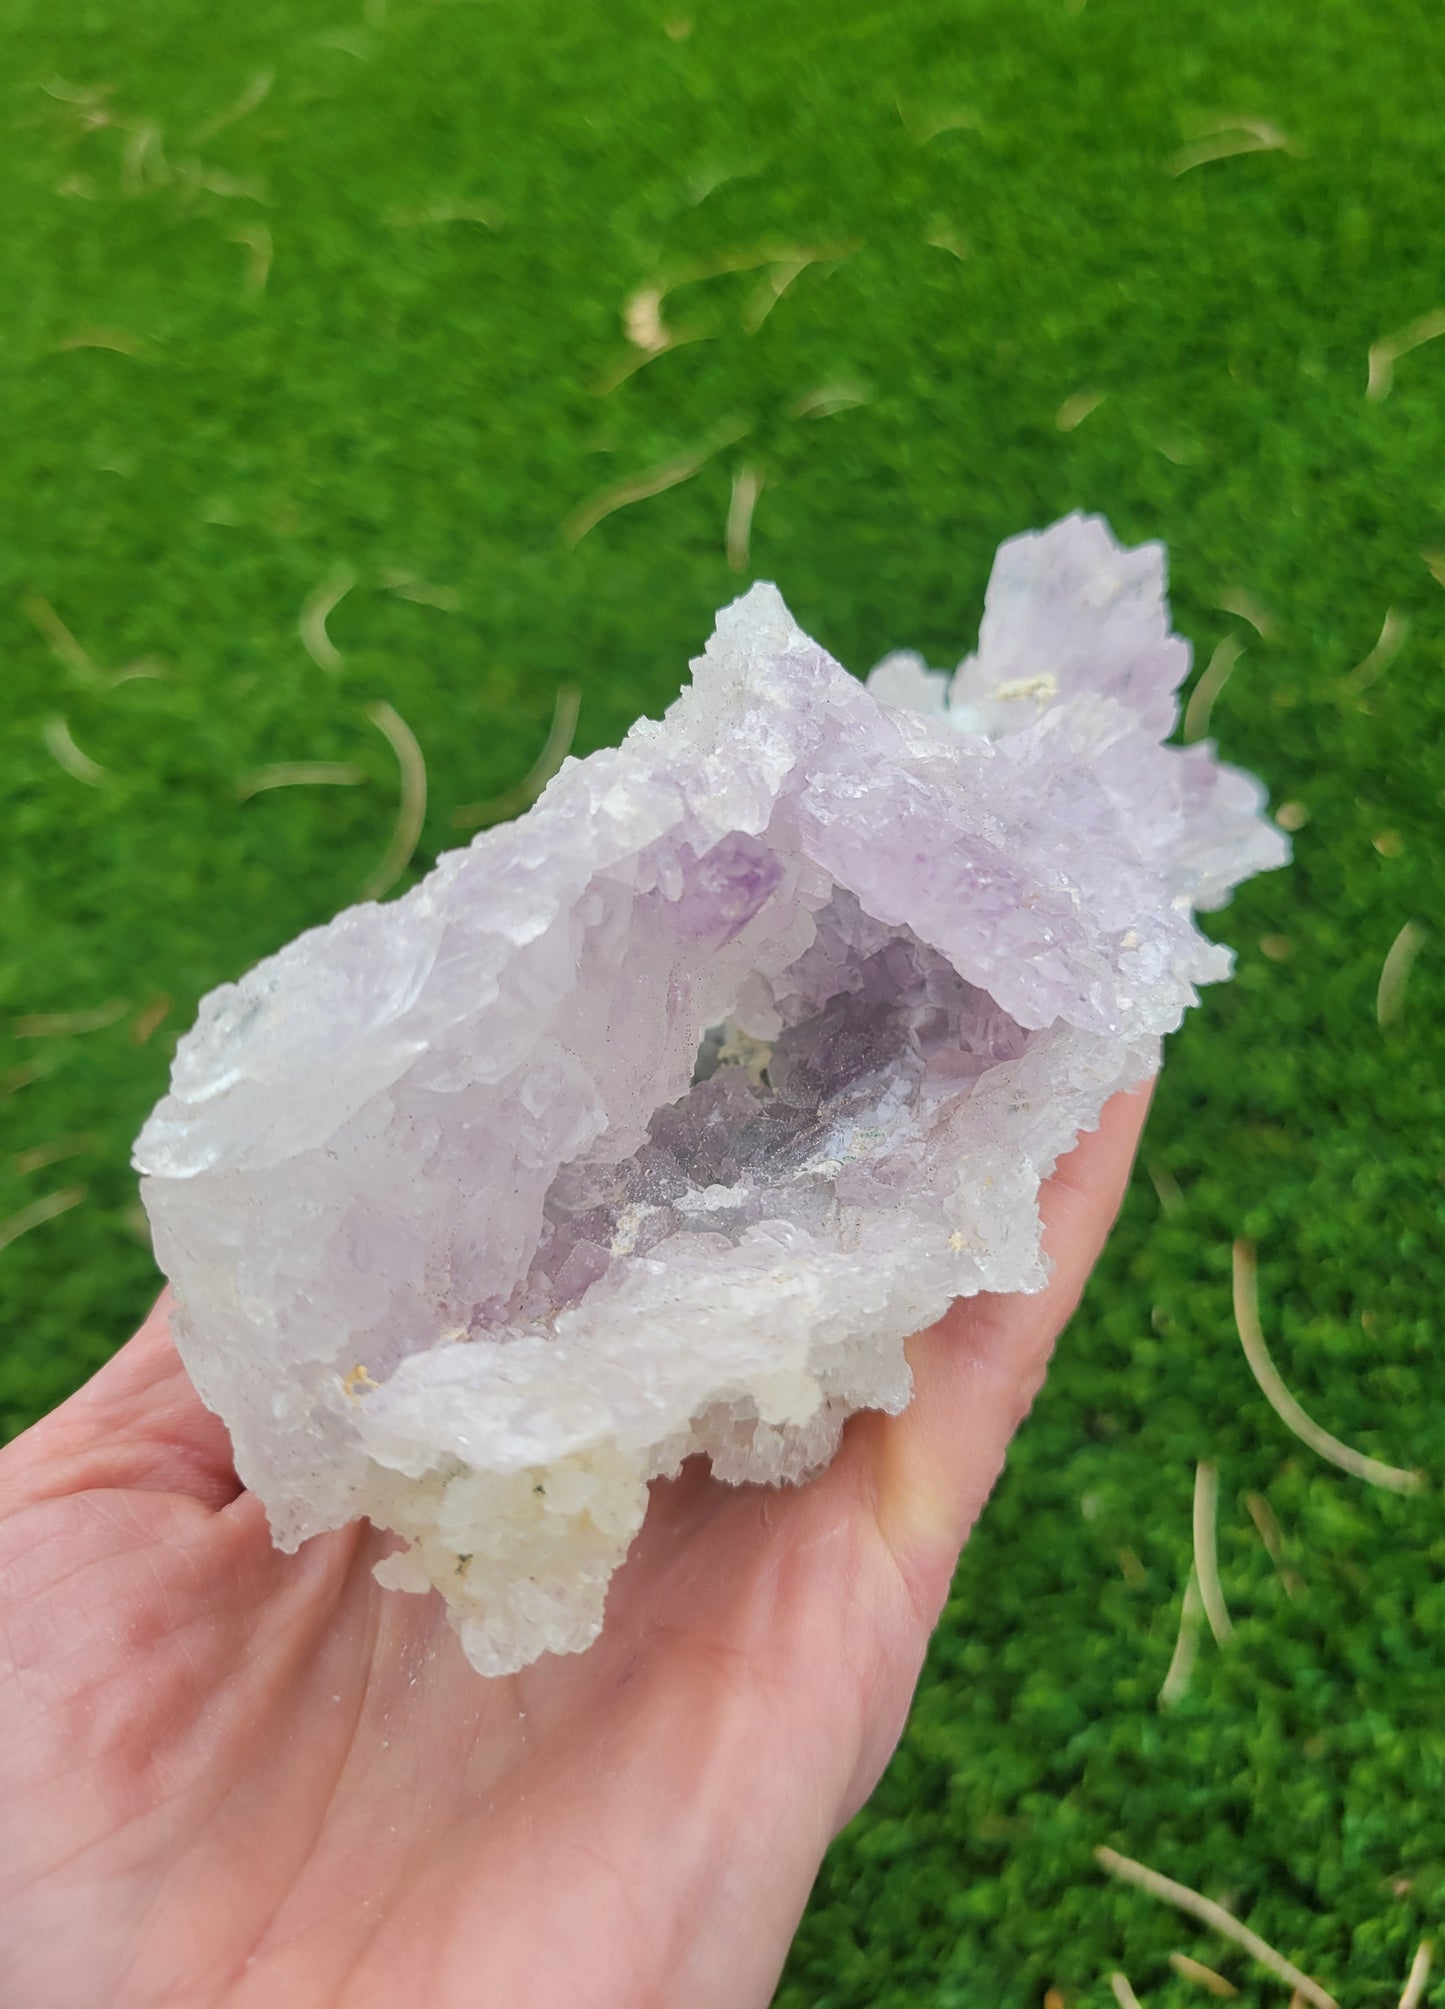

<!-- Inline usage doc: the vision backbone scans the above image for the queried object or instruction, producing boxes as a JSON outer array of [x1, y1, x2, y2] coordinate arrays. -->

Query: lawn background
[[2, 0, 1442, 2001]]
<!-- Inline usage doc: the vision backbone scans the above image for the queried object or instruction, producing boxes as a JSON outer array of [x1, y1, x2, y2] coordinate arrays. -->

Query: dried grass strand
[[1109, 1974, 1144, 2009], [15, 1000, 128, 1038], [1343, 607, 1407, 693], [1399, 1940, 1432, 2009], [1169, 1951, 1237, 1996], [624, 285, 671, 353], [1243, 1491, 1302, 1599], [381, 570, 461, 611], [1377, 921, 1424, 1030], [726, 463, 763, 572], [897, 98, 980, 145], [121, 119, 170, 195], [660, 237, 854, 303], [1096, 1846, 1338, 2008], [27, 597, 166, 694], [1215, 587, 1277, 638], [1146, 1160, 1185, 1218], [131, 996, 172, 1044], [593, 330, 712, 397], [1173, 116, 1294, 175], [592, 240, 817, 387], [13, 1137, 94, 1175], [360, 701, 427, 900], [237, 762, 365, 801], [742, 261, 800, 333], [453, 685, 580, 829], [43, 717, 108, 786], [1193, 1461, 1234, 1645], [1232, 1240, 1422, 1493], [1169, 119, 1292, 176], [190, 68, 273, 147], [564, 420, 749, 544], [40, 76, 114, 108], [792, 381, 869, 419], [385, 198, 503, 230], [233, 223, 273, 294], [1159, 1567, 1203, 1709], [23, 594, 100, 682], [55, 327, 148, 357], [300, 565, 355, 671], [0, 1186, 86, 1256], [1183, 635, 1244, 742], [1056, 388, 1105, 432], [1367, 308, 1445, 402], [924, 222, 969, 260]]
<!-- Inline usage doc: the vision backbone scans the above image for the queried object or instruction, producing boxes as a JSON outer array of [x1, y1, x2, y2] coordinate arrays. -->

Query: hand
[[0, 1084, 1150, 2009]]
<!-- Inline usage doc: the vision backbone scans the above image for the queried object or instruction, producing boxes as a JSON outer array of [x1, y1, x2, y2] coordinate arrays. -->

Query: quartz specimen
[[135, 514, 1288, 1676]]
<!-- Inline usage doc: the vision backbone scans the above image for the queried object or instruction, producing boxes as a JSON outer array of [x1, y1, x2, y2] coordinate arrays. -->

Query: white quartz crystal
[[136, 515, 1287, 1675]]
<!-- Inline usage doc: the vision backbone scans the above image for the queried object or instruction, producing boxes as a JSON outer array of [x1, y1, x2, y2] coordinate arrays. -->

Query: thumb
[[857, 1080, 1154, 1627]]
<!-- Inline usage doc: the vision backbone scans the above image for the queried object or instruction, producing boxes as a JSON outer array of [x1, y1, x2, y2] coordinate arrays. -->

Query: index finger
[[0, 1291, 241, 1512]]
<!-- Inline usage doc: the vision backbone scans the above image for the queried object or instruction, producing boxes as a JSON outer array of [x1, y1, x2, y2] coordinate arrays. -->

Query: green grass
[[2, 0, 1442, 2000]]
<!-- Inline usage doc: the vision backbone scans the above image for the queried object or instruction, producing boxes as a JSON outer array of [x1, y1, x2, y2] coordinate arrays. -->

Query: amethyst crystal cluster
[[136, 515, 1287, 1675]]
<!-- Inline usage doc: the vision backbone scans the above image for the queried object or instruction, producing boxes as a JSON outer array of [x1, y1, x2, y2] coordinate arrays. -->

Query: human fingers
[[857, 1079, 1154, 1626], [0, 1292, 241, 1510]]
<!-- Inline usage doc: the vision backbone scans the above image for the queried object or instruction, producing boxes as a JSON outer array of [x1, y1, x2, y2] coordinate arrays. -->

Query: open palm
[[0, 1087, 1149, 2009]]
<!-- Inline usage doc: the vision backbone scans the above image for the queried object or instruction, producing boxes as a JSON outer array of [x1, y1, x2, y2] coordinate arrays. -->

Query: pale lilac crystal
[[135, 513, 1288, 1676]]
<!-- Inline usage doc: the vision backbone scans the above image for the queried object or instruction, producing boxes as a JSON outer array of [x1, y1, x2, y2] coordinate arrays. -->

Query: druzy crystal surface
[[136, 515, 1287, 1676]]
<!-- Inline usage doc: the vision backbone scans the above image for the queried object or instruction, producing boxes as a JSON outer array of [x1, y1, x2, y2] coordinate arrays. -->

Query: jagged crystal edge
[[135, 512, 1288, 1677]]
